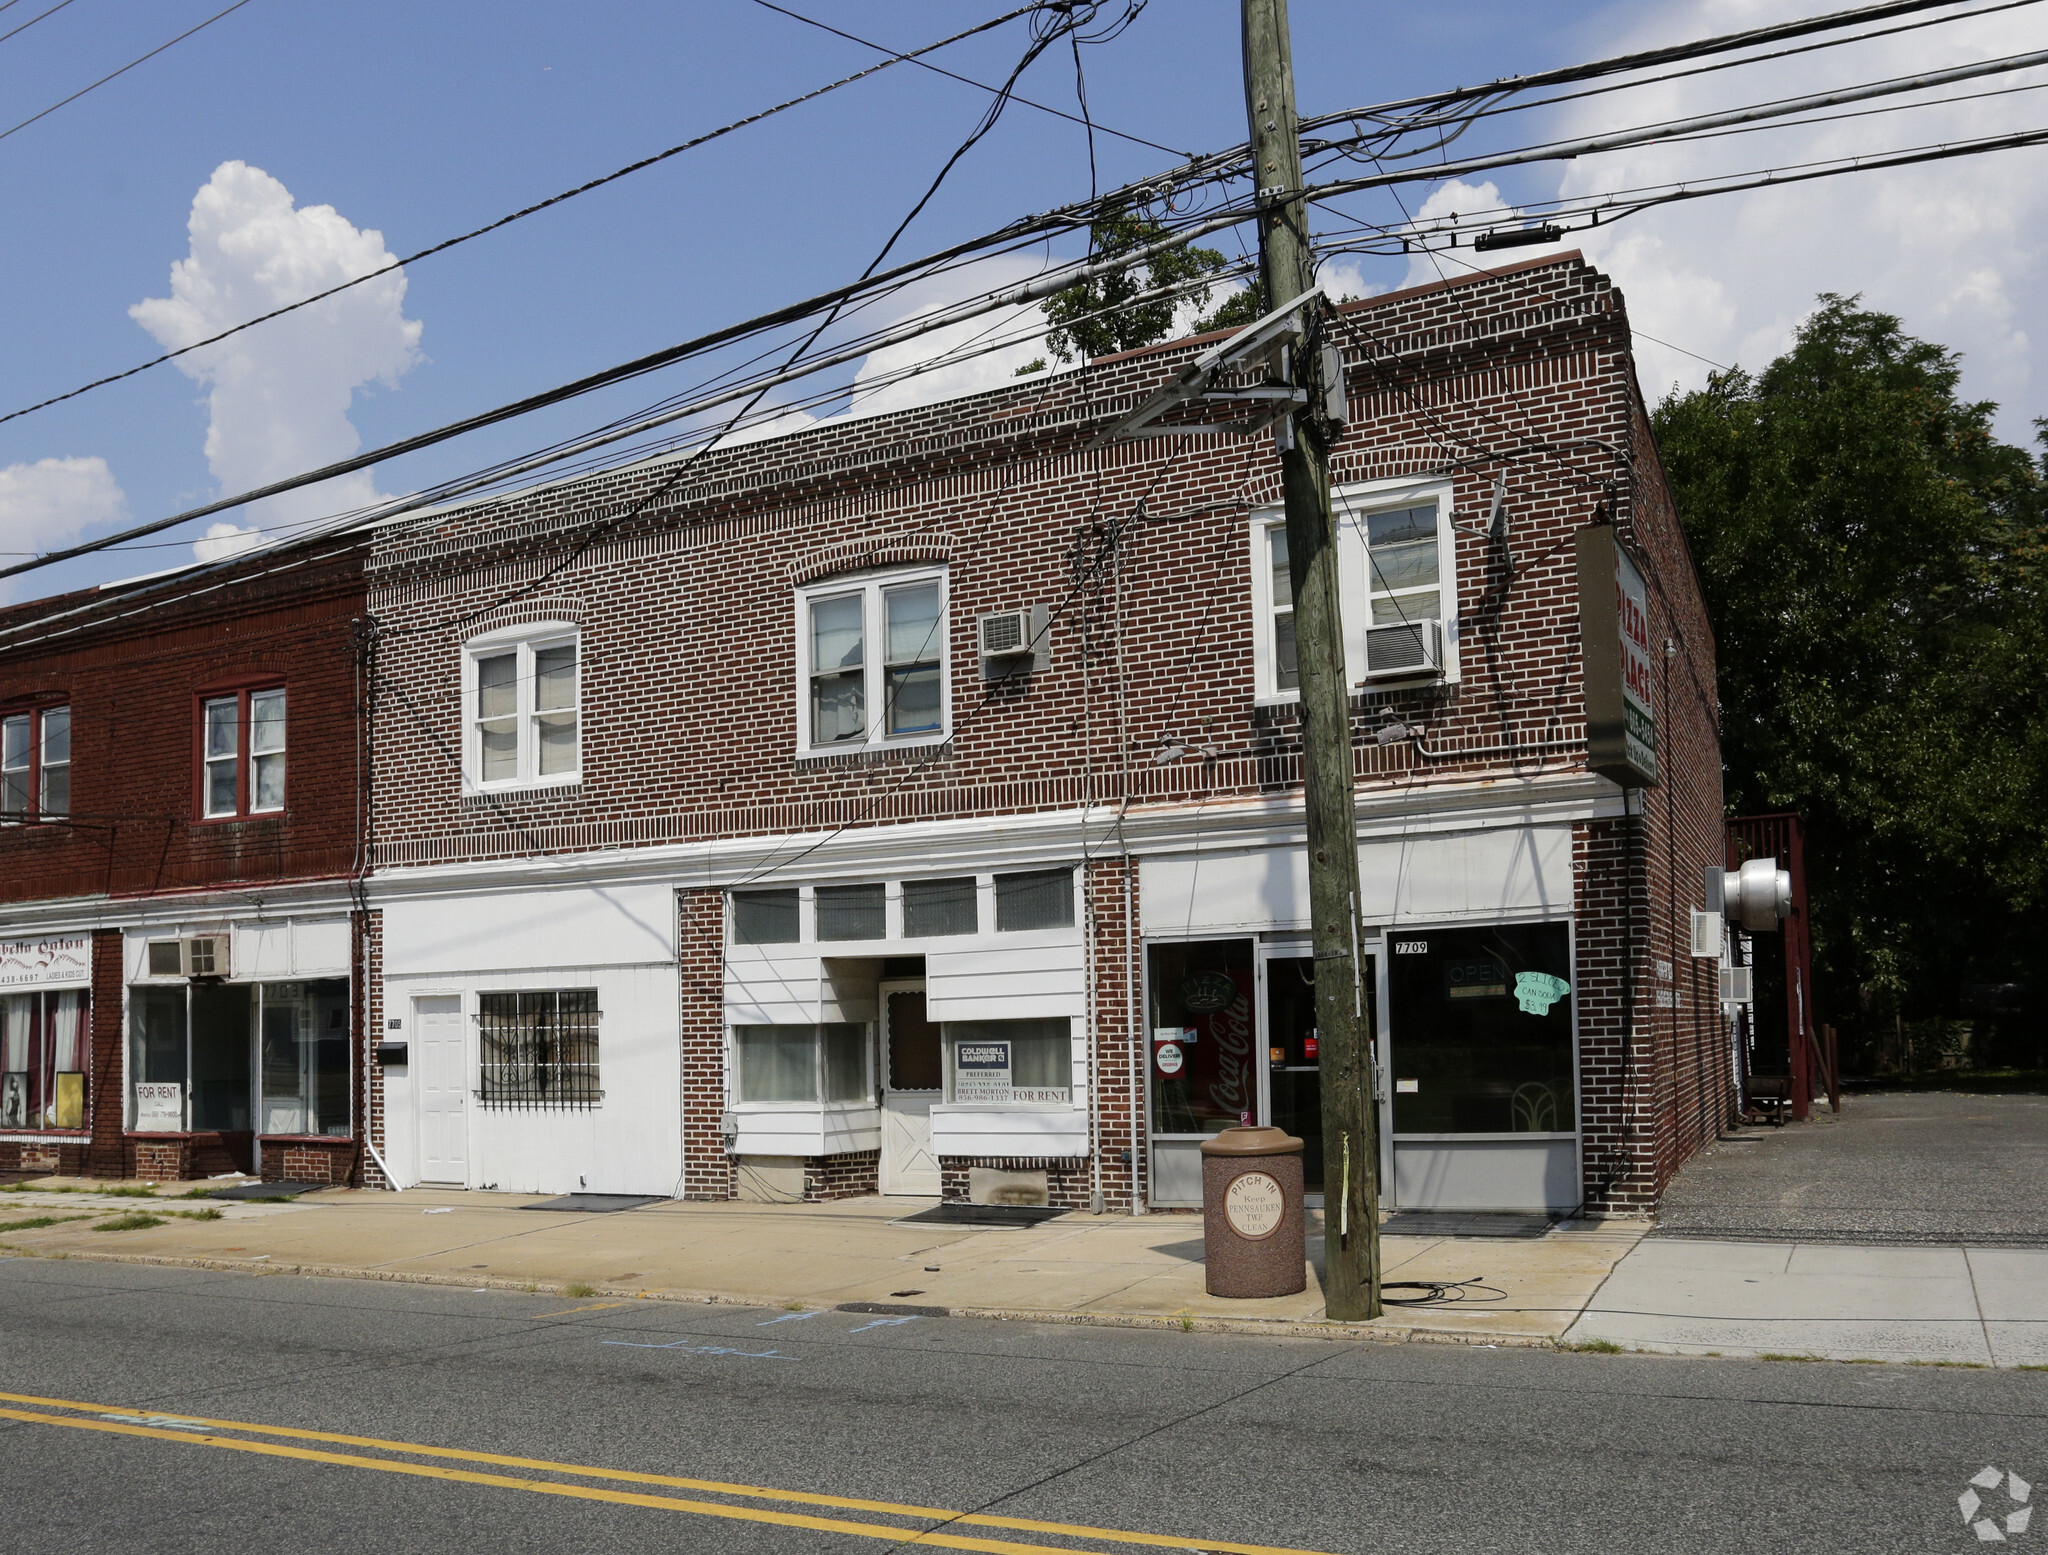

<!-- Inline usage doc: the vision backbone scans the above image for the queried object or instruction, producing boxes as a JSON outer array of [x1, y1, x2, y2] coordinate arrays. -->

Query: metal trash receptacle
[[1199, 1125, 1307, 1298]]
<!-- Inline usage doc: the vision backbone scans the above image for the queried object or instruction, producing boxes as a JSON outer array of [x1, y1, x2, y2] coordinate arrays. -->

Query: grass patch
[[1757, 1352, 1825, 1363], [1562, 1338, 1624, 1354], [100, 1185, 163, 1199], [1178, 1315, 1195, 1333], [1907, 1359, 1989, 1369], [92, 1212, 167, 1232], [2015, 1364, 2048, 1372], [0, 1215, 89, 1232], [175, 1207, 223, 1221], [563, 1282, 596, 1298]]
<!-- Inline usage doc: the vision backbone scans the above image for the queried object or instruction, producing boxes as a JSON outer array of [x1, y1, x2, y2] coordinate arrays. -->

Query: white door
[[879, 983, 940, 1196], [415, 996, 468, 1185]]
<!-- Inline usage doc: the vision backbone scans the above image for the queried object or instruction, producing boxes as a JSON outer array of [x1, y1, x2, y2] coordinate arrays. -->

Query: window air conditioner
[[1362, 619, 1444, 681], [1719, 966, 1753, 1004], [978, 605, 1048, 677], [1690, 909, 1724, 959], [181, 934, 229, 979]]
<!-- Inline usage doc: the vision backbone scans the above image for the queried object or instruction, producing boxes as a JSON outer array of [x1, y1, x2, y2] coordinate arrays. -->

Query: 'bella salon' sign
[[1575, 525, 1659, 787], [0, 935, 91, 989]]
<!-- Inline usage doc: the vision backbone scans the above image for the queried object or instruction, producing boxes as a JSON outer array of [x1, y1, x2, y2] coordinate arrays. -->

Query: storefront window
[[129, 979, 348, 1134], [260, 981, 351, 1135], [0, 990, 87, 1130], [941, 1020, 1070, 1105], [1147, 940, 1256, 1136], [1386, 922, 1575, 1134]]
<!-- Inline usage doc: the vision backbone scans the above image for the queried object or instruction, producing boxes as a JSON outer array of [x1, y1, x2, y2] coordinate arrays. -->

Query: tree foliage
[[1654, 297, 2048, 1066], [1041, 204, 1261, 362]]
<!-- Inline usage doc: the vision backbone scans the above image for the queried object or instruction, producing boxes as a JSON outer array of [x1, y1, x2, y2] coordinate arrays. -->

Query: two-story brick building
[[355, 250, 1731, 1217], [0, 535, 369, 1185]]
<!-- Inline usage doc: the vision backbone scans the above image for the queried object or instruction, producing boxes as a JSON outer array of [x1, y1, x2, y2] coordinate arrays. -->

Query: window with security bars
[[477, 990, 600, 1108]]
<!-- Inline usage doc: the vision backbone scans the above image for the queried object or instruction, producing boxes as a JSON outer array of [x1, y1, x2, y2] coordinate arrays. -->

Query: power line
[[0, 0, 78, 48], [0, 2, 1048, 433], [0, 0, 254, 148], [749, 0, 1192, 158]]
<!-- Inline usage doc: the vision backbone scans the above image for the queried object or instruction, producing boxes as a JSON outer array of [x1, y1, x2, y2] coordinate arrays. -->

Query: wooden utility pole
[[1241, 0, 1380, 1319]]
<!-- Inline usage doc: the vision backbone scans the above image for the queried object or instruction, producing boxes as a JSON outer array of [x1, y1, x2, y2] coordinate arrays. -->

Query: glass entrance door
[[1258, 945, 1377, 1195]]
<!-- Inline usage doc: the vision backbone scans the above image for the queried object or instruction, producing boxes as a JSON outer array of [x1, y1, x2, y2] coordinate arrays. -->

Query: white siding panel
[[291, 917, 351, 975], [1142, 827, 1575, 933], [381, 883, 674, 976], [931, 1107, 1089, 1158], [925, 939, 1084, 1021], [236, 923, 291, 980], [725, 948, 823, 1024]]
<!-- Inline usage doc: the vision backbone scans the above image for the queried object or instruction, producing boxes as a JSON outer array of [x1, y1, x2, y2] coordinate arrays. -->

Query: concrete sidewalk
[[0, 1180, 1641, 1346], [1563, 1236, 2048, 1366]]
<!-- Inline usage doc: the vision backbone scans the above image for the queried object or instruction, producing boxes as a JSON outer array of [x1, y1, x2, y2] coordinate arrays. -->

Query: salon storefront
[[0, 933, 94, 1173], [123, 912, 359, 1183], [1138, 808, 1593, 1213]]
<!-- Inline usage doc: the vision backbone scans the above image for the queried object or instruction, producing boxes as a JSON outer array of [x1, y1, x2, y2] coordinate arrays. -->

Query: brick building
[[357, 250, 1732, 1216], [0, 535, 369, 1185]]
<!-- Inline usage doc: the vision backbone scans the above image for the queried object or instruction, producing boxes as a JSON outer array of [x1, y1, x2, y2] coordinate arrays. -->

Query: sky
[[0, 0, 2042, 603]]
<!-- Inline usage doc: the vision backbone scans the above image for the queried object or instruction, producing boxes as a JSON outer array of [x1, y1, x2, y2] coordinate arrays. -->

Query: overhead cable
[[0, 1, 1048, 431], [0, 0, 255, 148]]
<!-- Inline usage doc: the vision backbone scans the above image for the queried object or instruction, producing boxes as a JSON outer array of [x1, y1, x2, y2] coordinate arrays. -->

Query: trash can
[[1199, 1125, 1306, 1298]]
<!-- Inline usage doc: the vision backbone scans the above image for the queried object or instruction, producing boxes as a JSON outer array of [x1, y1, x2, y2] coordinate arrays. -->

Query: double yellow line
[[0, 1390, 1338, 1555]]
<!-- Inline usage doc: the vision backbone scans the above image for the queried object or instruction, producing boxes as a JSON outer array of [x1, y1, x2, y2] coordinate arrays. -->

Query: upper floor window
[[1, 705, 68, 819], [200, 689, 283, 819], [464, 626, 579, 792], [1249, 482, 1459, 701], [797, 569, 948, 754]]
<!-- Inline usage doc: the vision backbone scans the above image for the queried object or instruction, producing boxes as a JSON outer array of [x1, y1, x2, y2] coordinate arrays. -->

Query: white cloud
[[192, 521, 265, 563], [0, 455, 127, 559], [1552, 0, 2048, 430], [130, 161, 422, 550], [845, 254, 1058, 420]]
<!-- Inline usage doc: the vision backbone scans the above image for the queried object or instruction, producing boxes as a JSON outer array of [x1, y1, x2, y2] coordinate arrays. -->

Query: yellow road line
[[0, 1390, 1337, 1555], [530, 1302, 630, 1318]]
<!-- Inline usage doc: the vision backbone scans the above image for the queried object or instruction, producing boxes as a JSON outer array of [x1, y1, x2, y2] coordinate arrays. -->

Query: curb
[[1, 1244, 1562, 1348]]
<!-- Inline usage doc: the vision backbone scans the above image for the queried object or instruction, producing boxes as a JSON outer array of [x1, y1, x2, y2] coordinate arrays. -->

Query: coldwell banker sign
[[1575, 525, 1659, 787]]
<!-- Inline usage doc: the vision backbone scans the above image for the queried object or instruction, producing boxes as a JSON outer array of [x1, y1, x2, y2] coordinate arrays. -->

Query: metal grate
[[478, 990, 600, 1109]]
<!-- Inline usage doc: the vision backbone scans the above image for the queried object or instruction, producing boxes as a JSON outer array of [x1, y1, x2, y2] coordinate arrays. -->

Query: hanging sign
[[1575, 525, 1659, 787], [0, 935, 90, 989]]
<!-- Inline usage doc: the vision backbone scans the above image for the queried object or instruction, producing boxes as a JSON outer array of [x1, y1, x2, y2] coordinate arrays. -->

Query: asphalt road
[[1, 1259, 2041, 1555], [1656, 1091, 2048, 1245]]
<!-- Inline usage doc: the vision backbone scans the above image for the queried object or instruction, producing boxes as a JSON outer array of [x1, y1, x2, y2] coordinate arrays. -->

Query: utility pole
[[1241, 0, 1379, 1319]]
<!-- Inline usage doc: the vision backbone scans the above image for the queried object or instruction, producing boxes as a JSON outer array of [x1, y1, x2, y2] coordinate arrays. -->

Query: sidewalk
[[0, 1180, 1642, 1346]]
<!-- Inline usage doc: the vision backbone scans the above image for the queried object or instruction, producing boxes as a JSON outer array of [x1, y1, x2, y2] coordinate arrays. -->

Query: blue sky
[[3, 0, 2043, 601]]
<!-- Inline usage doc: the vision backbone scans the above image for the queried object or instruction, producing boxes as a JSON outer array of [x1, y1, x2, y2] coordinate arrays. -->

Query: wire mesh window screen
[[903, 877, 977, 937], [994, 869, 1074, 931], [815, 883, 885, 941], [478, 990, 600, 1109]]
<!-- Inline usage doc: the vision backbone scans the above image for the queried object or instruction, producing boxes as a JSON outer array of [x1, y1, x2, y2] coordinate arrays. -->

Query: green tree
[[1654, 296, 2048, 1072], [1043, 204, 1259, 362]]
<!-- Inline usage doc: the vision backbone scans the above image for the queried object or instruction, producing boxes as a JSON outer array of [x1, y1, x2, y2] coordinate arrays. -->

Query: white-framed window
[[732, 1023, 873, 1106], [2, 705, 68, 819], [942, 1018, 1072, 1107], [200, 688, 285, 819], [1248, 479, 1459, 701], [463, 624, 580, 792], [794, 568, 948, 755]]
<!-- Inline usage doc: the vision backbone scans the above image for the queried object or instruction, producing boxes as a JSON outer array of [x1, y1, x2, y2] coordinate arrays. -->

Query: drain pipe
[[363, 1134, 403, 1193]]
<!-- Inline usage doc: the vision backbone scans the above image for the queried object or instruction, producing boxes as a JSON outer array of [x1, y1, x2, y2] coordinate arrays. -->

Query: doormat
[[519, 1194, 665, 1213], [204, 1180, 327, 1201], [1380, 1211, 1557, 1239], [894, 1203, 1067, 1228]]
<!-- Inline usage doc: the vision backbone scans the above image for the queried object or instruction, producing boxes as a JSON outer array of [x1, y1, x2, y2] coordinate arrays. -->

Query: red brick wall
[[804, 1150, 877, 1200], [938, 1156, 1093, 1210], [357, 253, 1725, 1213], [678, 889, 731, 1200], [0, 545, 365, 905]]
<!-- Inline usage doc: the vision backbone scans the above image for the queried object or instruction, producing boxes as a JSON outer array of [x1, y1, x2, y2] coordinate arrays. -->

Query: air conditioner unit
[[1720, 966, 1753, 1004], [1690, 909, 1723, 959], [1362, 619, 1444, 681], [181, 934, 229, 979], [978, 604, 1048, 677]]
